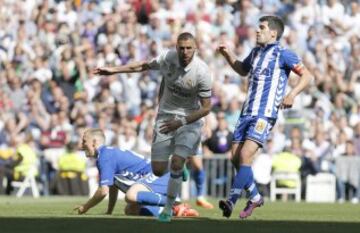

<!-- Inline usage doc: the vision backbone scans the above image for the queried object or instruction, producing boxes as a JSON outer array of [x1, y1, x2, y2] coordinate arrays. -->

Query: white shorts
[[151, 114, 202, 161]]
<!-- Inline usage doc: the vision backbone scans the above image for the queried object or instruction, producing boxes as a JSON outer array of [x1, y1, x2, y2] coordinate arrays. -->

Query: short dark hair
[[259, 15, 284, 40], [177, 32, 195, 42]]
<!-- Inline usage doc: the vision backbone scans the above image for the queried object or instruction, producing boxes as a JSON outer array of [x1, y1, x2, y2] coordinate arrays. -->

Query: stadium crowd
[[0, 0, 360, 202]]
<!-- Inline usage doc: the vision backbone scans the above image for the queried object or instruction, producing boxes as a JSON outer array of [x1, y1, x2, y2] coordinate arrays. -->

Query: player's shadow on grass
[[1, 218, 360, 233]]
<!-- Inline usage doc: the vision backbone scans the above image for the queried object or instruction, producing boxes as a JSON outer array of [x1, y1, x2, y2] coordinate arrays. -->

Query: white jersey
[[148, 50, 212, 116]]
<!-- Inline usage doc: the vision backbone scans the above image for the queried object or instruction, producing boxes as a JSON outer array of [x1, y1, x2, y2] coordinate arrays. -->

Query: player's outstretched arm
[[74, 186, 109, 215], [217, 44, 248, 76], [281, 66, 313, 109], [93, 61, 151, 75], [106, 185, 119, 215]]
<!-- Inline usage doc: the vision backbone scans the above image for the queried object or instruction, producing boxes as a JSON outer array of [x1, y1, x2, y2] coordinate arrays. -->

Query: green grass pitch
[[0, 197, 359, 233]]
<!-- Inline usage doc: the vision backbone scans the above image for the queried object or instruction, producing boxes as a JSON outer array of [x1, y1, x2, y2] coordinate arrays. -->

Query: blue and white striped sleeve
[[281, 49, 304, 75]]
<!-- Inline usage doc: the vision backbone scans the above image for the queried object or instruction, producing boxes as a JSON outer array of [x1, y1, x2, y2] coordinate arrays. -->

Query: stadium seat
[[270, 172, 301, 202], [305, 173, 336, 203], [11, 166, 40, 198]]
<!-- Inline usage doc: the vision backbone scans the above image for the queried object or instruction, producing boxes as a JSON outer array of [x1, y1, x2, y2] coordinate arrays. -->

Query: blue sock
[[244, 169, 260, 200], [139, 206, 162, 217], [136, 191, 166, 206], [192, 169, 205, 197], [228, 165, 252, 205]]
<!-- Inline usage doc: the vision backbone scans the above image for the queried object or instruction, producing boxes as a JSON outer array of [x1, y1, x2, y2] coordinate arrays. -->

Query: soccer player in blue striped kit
[[217, 15, 313, 219], [74, 128, 198, 217]]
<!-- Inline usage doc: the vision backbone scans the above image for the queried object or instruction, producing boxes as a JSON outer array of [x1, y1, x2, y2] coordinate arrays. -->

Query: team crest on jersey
[[184, 78, 194, 88], [255, 118, 267, 134]]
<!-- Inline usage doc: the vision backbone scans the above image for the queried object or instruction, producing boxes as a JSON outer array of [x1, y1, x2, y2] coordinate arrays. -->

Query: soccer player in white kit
[[94, 32, 212, 222]]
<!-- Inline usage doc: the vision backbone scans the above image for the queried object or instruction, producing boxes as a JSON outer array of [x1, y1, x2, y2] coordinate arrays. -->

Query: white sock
[[251, 193, 261, 203], [164, 169, 183, 213]]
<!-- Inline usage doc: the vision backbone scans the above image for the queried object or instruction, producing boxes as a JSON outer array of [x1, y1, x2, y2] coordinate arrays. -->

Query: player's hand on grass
[[159, 119, 182, 134], [74, 205, 88, 215], [93, 67, 115, 75]]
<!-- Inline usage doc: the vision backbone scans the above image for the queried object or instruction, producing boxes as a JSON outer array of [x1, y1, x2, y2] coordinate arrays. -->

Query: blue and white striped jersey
[[240, 42, 302, 119]]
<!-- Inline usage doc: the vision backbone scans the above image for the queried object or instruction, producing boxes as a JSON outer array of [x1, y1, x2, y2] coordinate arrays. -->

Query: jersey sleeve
[[197, 69, 212, 98], [97, 157, 115, 186], [147, 50, 170, 70], [281, 49, 305, 76]]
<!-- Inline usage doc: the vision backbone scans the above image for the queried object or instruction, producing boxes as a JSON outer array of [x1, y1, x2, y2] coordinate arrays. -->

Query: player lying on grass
[[74, 128, 198, 217]]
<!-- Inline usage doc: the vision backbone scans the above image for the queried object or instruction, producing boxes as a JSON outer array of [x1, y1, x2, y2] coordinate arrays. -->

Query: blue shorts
[[233, 115, 276, 147], [137, 173, 170, 195]]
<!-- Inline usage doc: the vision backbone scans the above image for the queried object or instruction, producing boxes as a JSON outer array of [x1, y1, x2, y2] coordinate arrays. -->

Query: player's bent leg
[[230, 143, 243, 170], [125, 203, 164, 217], [159, 154, 186, 222], [238, 140, 263, 219], [124, 203, 141, 216], [219, 141, 261, 218], [125, 183, 152, 203], [219, 143, 242, 217], [151, 161, 169, 177], [239, 140, 258, 165], [219, 199, 234, 218], [151, 135, 172, 176]]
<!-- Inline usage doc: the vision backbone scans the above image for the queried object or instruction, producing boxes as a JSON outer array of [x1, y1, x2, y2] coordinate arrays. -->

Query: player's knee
[[231, 157, 238, 167], [152, 169, 165, 176], [151, 162, 168, 176], [125, 189, 137, 203], [170, 156, 185, 171], [124, 204, 139, 216], [237, 153, 253, 166], [170, 163, 183, 172]]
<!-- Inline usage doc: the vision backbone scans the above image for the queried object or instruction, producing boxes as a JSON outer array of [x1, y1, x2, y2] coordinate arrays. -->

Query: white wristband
[[179, 117, 187, 126]]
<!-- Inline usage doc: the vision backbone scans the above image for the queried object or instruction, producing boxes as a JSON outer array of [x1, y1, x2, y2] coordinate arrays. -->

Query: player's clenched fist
[[217, 44, 229, 56]]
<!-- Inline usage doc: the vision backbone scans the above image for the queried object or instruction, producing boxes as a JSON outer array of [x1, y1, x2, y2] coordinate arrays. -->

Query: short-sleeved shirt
[[240, 42, 303, 119], [148, 50, 212, 117], [96, 146, 152, 186]]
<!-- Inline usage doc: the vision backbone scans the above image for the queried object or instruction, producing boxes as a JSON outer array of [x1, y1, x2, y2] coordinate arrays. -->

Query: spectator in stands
[[272, 142, 302, 201], [56, 141, 88, 196], [204, 112, 233, 156], [291, 137, 318, 199], [0, 146, 15, 195], [354, 122, 360, 156], [335, 140, 360, 203], [3, 134, 38, 195]]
